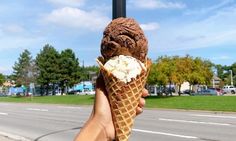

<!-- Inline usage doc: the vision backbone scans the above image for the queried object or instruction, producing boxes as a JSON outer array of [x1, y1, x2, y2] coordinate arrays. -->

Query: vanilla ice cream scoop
[[103, 55, 146, 83]]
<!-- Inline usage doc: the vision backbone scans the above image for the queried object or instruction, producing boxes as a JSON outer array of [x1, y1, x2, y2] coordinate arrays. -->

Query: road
[[0, 102, 236, 141]]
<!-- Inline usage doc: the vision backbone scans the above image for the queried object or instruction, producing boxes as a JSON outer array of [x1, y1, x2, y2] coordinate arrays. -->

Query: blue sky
[[0, 0, 236, 75]]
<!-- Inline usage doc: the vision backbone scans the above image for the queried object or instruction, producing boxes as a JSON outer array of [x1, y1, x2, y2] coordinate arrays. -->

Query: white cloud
[[140, 22, 159, 31], [47, 0, 86, 7], [129, 0, 186, 9], [153, 5, 236, 52], [43, 7, 110, 31]]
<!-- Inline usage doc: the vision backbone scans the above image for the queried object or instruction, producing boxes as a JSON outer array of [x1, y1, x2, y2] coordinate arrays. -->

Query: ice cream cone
[[97, 56, 152, 141]]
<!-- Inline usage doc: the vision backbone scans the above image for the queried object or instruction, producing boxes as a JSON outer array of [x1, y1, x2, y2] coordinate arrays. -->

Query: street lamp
[[229, 70, 233, 86], [112, 0, 126, 19]]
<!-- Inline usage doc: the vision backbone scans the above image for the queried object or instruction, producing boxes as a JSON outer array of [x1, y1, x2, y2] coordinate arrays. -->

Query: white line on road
[[133, 128, 198, 139], [57, 106, 81, 109], [0, 112, 8, 115], [26, 108, 48, 112], [191, 114, 236, 119], [159, 118, 231, 126]]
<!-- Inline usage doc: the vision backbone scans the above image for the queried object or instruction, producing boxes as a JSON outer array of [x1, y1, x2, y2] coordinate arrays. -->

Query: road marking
[[0, 131, 31, 141], [57, 106, 81, 109], [159, 118, 230, 126], [133, 128, 198, 139], [191, 114, 236, 119], [26, 108, 48, 112], [0, 112, 8, 115]]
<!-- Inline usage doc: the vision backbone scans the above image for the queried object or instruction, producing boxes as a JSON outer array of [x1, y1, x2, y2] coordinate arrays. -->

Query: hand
[[75, 75, 149, 141], [93, 75, 149, 140]]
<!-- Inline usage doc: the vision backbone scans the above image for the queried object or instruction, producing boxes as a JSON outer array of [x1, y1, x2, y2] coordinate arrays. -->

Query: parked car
[[195, 88, 219, 96], [183, 89, 195, 95], [223, 85, 236, 94]]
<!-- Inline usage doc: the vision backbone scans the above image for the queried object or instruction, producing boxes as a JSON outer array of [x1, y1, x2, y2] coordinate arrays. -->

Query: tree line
[[10, 44, 99, 95], [1, 46, 236, 96], [147, 55, 213, 95]]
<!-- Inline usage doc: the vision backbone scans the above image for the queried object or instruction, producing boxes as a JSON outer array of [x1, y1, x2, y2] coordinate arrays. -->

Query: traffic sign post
[[112, 0, 126, 19]]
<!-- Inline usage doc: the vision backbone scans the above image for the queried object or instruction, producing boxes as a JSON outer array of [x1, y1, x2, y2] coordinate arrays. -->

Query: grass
[[146, 96, 236, 112], [1, 95, 236, 112], [0, 95, 94, 105]]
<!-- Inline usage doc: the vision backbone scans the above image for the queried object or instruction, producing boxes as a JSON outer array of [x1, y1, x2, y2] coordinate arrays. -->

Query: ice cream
[[97, 17, 151, 141], [103, 55, 146, 83], [101, 17, 148, 63]]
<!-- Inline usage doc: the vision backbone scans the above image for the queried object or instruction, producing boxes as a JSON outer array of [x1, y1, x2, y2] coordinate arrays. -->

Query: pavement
[[0, 102, 236, 141], [0, 131, 30, 141]]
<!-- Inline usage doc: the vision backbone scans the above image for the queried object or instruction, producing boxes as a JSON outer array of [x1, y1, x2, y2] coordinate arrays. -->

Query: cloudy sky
[[0, 0, 236, 75]]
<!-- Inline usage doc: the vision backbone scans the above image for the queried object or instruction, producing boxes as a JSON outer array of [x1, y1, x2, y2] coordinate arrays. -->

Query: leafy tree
[[148, 55, 213, 96], [80, 65, 99, 81], [147, 63, 158, 85], [0, 73, 5, 86], [12, 49, 34, 88], [35, 44, 60, 95], [174, 56, 190, 95], [59, 49, 80, 94], [155, 56, 175, 95]]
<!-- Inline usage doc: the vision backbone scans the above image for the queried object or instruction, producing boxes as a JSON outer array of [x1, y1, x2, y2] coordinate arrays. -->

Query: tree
[[0, 73, 5, 86], [155, 56, 175, 96], [12, 49, 34, 88], [59, 49, 80, 94], [174, 56, 190, 95], [35, 44, 60, 95]]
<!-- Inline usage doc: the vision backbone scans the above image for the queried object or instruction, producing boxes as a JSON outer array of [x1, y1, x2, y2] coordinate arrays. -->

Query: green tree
[[155, 56, 175, 95], [59, 49, 80, 94], [0, 73, 5, 86], [12, 49, 34, 88], [35, 44, 60, 95], [174, 56, 190, 95]]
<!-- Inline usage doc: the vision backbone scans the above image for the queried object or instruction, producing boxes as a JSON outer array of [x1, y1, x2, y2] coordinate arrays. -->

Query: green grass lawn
[[146, 96, 236, 112], [0, 95, 94, 105], [1, 95, 236, 112]]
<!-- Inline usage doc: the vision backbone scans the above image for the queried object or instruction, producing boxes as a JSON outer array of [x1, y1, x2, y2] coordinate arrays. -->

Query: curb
[[0, 131, 31, 141]]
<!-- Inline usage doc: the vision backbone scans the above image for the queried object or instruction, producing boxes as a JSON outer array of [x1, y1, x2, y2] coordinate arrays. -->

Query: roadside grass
[[146, 96, 236, 112], [0, 95, 94, 105], [1, 95, 236, 112]]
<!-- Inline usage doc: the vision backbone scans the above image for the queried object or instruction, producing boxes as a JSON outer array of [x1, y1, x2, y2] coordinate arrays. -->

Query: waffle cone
[[97, 57, 152, 141]]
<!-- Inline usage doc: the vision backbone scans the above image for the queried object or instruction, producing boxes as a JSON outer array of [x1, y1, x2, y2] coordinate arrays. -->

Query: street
[[0, 102, 236, 141]]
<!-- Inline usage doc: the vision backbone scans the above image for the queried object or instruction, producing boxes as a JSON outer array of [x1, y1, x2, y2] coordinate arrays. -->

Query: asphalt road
[[0, 102, 236, 141]]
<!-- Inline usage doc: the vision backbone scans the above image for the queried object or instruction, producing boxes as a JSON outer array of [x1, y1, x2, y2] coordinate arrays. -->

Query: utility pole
[[230, 70, 233, 86], [112, 0, 126, 19]]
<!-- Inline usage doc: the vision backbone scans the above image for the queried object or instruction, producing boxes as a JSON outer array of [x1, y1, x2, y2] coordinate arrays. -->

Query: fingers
[[136, 106, 143, 115], [136, 98, 145, 115], [142, 89, 149, 98], [136, 89, 149, 116], [138, 97, 145, 107]]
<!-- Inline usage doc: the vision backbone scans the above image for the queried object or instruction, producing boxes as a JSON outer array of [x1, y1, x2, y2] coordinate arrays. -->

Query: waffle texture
[[97, 57, 151, 141]]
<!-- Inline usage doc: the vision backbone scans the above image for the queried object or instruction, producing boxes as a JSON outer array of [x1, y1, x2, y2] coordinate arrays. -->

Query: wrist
[[92, 116, 112, 141]]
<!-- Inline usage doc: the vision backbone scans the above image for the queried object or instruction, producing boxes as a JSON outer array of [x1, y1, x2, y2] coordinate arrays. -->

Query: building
[[69, 81, 95, 94]]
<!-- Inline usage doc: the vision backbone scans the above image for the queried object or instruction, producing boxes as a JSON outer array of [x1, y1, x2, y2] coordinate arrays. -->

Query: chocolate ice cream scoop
[[101, 17, 148, 63]]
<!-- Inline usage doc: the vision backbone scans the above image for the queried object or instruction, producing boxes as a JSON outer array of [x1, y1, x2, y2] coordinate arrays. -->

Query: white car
[[223, 85, 236, 94]]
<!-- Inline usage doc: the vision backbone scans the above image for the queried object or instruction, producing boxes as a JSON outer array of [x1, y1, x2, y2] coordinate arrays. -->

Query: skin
[[74, 75, 149, 141]]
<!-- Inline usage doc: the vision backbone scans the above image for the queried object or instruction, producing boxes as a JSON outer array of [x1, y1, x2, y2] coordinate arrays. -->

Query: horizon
[[1, 0, 236, 75]]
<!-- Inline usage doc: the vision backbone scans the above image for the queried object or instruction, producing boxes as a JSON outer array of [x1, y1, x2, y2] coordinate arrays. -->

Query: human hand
[[93, 75, 149, 140], [75, 75, 149, 141]]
